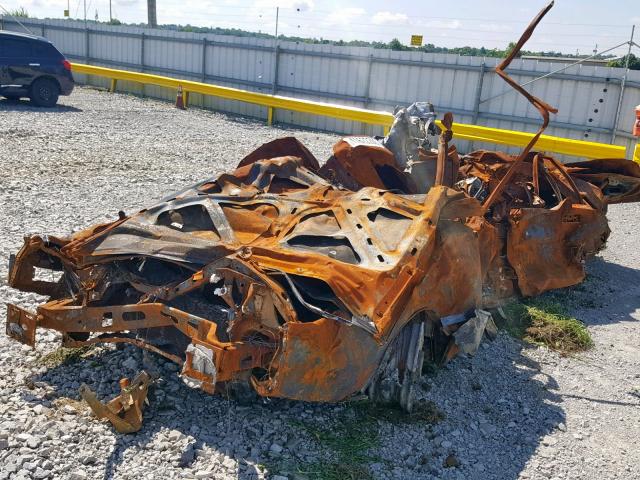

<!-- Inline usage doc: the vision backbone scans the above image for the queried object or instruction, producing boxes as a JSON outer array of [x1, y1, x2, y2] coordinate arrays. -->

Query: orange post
[[633, 105, 640, 137], [175, 85, 185, 110]]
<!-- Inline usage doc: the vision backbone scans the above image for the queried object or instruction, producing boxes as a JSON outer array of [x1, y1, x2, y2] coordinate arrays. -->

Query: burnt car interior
[[6, 1, 640, 432]]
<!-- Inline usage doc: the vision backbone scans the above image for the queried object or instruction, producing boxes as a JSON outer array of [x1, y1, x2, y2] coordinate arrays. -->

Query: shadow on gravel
[[24, 346, 304, 480], [17, 258, 637, 479], [543, 257, 640, 326], [558, 392, 640, 407], [413, 335, 567, 480], [20, 334, 571, 480], [0, 99, 82, 112]]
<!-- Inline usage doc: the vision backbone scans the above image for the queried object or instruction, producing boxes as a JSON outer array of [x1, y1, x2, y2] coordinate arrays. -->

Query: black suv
[[0, 31, 74, 107]]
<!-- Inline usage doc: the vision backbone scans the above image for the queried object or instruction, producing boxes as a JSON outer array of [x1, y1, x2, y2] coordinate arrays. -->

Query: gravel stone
[[269, 443, 284, 454], [33, 467, 51, 479], [68, 473, 88, 480], [122, 357, 138, 371], [1, 87, 639, 479]]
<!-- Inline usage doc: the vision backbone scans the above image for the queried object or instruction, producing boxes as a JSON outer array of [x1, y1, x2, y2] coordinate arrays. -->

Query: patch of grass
[[268, 399, 443, 480], [353, 398, 444, 425], [286, 412, 378, 480], [499, 299, 593, 353], [37, 346, 94, 368], [284, 458, 372, 480]]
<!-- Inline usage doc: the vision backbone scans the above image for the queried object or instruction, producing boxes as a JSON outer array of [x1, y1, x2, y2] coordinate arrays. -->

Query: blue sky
[[2, 0, 639, 55]]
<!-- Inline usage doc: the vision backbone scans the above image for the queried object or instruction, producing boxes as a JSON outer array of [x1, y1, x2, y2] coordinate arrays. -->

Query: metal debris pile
[[5, 1, 640, 432]]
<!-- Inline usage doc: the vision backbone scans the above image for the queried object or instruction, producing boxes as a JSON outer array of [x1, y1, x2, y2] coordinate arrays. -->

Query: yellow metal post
[[109, 79, 117, 93], [634, 143, 640, 164], [267, 107, 274, 126]]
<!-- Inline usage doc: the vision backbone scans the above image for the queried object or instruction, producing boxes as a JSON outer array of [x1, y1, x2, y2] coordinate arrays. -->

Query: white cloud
[[424, 19, 461, 29], [372, 11, 408, 25], [292, 0, 313, 11], [476, 23, 512, 33], [253, 0, 314, 11], [325, 7, 365, 26], [15, 0, 66, 7]]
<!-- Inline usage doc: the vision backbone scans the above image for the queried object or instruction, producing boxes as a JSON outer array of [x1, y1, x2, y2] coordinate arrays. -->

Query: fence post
[[611, 25, 635, 143], [201, 38, 207, 83], [85, 26, 90, 64], [272, 44, 280, 95], [468, 61, 487, 151], [363, 53, 374, 108], [472, 62, 486, 124], [140, 32, 145, 71], [268, 43, 280, 126], [361, 53, 374, 134], [140, 32, 146, 96], [41, 23, 45, 37]]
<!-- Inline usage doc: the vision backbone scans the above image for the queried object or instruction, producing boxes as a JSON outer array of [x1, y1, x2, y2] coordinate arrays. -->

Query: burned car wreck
[[6, 2, 640, 433]]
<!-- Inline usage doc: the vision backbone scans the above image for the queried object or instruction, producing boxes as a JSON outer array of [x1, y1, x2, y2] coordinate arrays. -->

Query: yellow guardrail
[[71, 62, 635, 161], [71, 63, 393, 127], [439, 121, 628, 160]]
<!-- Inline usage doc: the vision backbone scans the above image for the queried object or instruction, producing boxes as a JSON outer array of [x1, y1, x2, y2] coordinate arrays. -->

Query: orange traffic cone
[[633, 104, 640, 137], [176, 85, 185, 110]]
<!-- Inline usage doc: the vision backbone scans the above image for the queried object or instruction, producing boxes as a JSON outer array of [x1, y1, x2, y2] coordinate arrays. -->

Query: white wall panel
[[2, 16, 638, 159]]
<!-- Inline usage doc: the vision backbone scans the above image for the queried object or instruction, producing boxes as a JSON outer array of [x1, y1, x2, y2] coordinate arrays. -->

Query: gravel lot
[[1, 87, 639, 480]]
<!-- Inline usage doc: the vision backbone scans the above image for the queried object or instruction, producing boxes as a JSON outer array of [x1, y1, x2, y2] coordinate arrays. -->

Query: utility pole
[[272, 6, 279, 94], [83, 0, 87, 26], [612, 25, 636, 143], [274, 7, 279, 41], [147, 0, 157, 28], [109, 0, 112, 22]]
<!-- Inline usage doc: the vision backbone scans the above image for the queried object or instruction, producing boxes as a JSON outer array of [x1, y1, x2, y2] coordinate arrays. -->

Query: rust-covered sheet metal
[[5, 1, 640, 431]]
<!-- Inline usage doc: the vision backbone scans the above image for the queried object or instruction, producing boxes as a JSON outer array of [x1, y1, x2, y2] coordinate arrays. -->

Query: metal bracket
[[6, 304, 38, 347], [80, 371, 152, 434]]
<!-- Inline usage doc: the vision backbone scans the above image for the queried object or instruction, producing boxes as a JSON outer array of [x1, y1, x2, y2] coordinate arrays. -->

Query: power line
[[480, 39, 634, 106]]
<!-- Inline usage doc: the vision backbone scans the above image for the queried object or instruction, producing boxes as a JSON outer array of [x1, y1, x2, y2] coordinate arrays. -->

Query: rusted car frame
[[5, 1, 640, 431]]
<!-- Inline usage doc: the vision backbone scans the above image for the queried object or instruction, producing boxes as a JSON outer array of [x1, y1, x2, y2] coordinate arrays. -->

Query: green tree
[[608, 54, 640, 70], [505, 41, 522, 58], [388, 38, 408, 51], [9, 7, 29, 17]]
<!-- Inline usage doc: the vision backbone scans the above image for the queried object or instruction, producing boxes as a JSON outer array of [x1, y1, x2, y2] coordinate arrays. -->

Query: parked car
[[0, 30, 74, 107]]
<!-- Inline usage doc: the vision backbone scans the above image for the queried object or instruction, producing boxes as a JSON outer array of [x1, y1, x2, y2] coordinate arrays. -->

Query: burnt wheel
[[30, 78, 59, 107], [365, 314, 427, 412]]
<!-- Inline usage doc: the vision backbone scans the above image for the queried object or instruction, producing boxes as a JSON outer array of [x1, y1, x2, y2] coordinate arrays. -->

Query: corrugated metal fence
[[2, 16, 639, 156]]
